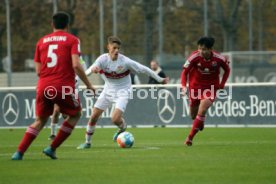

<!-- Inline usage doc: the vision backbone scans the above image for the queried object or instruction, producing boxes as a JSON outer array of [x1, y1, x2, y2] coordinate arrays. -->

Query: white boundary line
[[1, 124, 276, 129]]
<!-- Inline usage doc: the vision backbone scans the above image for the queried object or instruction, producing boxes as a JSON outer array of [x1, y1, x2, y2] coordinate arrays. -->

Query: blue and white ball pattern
[[117, 132, 134, 148]]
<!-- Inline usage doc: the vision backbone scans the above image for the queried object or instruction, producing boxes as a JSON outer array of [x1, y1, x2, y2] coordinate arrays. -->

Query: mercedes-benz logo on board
[[2, 93, 20, 125], [157, 89, 176, 124]]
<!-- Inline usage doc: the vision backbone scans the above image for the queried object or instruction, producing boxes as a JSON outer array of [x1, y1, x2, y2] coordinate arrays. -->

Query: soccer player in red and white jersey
[[181, 36, 230, 146], [77, 36, 169, 149], [12, 12, 95, 160]]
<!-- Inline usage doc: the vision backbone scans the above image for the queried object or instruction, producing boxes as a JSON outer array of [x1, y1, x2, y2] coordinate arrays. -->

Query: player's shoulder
[[119, 54, 136, 65], [118, 53, 130, 61], [63, 32, 79, 42], [37, 33, 52, 45], [96, 53, 109, 62], [187, 50, 201, 62], [212, 51, 227, 62], [37, 31, 79, 45]]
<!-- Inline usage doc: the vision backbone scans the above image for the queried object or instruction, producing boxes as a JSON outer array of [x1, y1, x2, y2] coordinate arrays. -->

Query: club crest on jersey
[[204, 68, 209, 72], [117, 66, 124, 72], [211, 61, 217, 67]]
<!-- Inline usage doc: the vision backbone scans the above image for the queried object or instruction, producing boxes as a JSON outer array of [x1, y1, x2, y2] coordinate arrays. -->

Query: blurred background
[[0, 0, 276, 86]]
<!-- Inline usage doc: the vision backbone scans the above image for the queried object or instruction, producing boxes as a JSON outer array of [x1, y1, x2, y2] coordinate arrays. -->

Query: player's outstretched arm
[[162, 77, 169, 84], [85, 56, 103, 76], [127, 59, 169, 84], [85, 65, 102, 76]]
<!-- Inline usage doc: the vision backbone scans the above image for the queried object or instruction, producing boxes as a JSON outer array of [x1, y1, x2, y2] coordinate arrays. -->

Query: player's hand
[[91, 66, 102, 74], [181, 86, 187, 96], [86, 84, 96, 97], [162, 77, 169, 84]]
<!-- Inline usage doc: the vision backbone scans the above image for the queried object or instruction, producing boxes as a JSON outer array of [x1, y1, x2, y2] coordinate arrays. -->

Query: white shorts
[[94, 92, 129, 112]]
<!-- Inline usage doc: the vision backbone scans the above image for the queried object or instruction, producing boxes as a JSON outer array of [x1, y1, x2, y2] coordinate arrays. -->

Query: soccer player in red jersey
[[12, 12, 95, 160], [181, 37, 230, 146]]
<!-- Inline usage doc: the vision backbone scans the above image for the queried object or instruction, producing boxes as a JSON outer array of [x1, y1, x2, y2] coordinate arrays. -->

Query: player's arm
[[134, 75, 141, 84], [85, 65, 101, 76], [35, 62, 41, 76], [181, 59, 194, 94], [34, 42, 41, 77], [75, 56, 88, 88], [72, 54, 95, 92], [85, 56, 103, 76], [127, 58, 168, 84], [219, 59, 230, 89]]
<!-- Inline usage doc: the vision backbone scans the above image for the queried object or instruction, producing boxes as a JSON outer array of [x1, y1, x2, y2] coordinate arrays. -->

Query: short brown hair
[[107, 36, 121, 45]]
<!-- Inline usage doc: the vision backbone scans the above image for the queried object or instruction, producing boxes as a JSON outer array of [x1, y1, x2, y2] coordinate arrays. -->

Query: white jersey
[[86, 53, 163, 94]]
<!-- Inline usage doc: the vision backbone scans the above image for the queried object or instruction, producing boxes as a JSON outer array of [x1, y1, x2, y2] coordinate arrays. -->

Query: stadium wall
[[0, 83, 276, 128]]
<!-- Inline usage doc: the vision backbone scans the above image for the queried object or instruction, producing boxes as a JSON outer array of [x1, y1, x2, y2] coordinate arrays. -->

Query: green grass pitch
[[0, 128, 275, 184]]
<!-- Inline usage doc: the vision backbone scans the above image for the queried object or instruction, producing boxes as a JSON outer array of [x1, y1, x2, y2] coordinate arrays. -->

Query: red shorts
[[36, 86, 81, 118], [188, 88, 217, 107]]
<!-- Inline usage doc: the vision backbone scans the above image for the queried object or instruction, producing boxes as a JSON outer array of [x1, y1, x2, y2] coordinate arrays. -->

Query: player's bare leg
[[49, 104, 60, 141], [112, 108, 127, 141], [184, 105, 199, 146], [185, 99, 213, 146], [12, 117, 49, 160], [77, 107, 104, 149], [190, 105, 199, 120], [44, 111, 81, 159]]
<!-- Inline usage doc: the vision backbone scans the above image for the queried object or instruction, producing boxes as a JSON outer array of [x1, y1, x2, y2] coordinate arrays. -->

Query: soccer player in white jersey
[[48, 57, 87, 140], [77, 36, 169, 149]]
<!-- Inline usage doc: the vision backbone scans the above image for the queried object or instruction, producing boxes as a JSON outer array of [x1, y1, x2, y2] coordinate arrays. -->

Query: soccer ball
[[117, 132, 134, 148]]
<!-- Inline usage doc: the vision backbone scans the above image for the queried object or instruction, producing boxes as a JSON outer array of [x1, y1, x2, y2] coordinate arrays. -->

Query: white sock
[[85, 122, 96, 144], [118, 118, 127, 131], [51, 123, 57, 136]]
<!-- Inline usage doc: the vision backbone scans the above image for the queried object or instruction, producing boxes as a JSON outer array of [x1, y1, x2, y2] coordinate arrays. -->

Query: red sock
[[51, 121, 74, 150], [18, 126, 39, 154], [189, 115, 206, 140]]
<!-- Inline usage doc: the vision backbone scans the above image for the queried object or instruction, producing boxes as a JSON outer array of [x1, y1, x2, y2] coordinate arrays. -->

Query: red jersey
[[34, 30, 80, 90], [181, 50, 230, 90]]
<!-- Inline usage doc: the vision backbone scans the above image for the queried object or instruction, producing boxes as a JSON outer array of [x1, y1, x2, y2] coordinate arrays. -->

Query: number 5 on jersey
[[47, 44, 58, 67]]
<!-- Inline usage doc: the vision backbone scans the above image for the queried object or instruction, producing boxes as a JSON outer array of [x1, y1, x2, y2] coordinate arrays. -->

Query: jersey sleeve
[[85, 55, 104, 76], [125, 57, 164, 83], [181, 56, 196, 87], [219, 57, 230, 88], [71, 38, 81, 56]]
